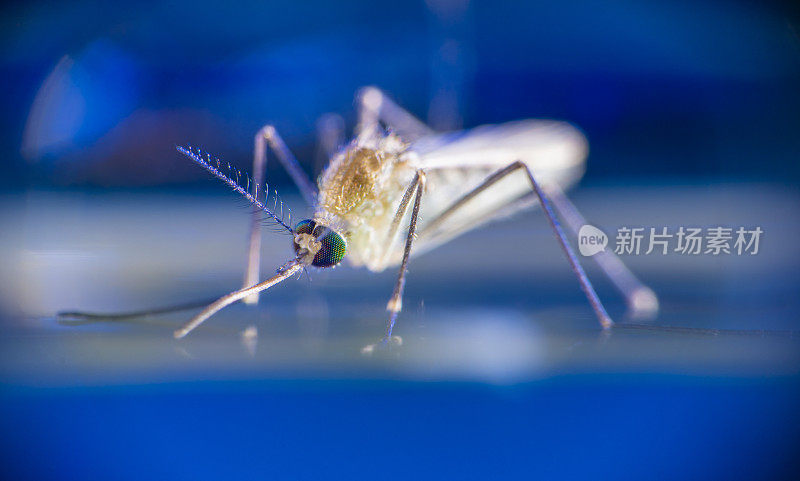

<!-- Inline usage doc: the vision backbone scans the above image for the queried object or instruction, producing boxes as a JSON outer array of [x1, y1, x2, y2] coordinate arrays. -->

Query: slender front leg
[[242, 129, 268, 304], [543, 182, 658, 319], [362, 171, 426, 354], [256, 125, 318, 207], [356, 86, 435, 142], [243, 125, 317, 304]]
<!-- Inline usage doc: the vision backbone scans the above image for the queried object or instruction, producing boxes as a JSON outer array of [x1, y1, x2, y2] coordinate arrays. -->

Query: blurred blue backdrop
[[2, 0, 799, 189], [2, 1, 800, 480]]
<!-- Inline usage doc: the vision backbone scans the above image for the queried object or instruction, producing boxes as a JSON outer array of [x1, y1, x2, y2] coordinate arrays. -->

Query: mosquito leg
[[356, 86, 436, 142], [314, 113, 345, 176], [418, 161, 613, 329], [256, 125, 318, 207], [175, 261, 303, 339], [57, 298, 218, 323], [242, 129, 269, 304], [520, 163, 614, 329], [242, 125, 317, 304], [418, 162, 524, 238], [362, 171, 426, 354], [378, 172, 421, 267], [543, 182, 659, 319]]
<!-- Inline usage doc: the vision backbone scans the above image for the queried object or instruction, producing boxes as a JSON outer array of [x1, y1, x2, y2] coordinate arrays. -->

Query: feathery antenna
[[177, 145, 294, 234]]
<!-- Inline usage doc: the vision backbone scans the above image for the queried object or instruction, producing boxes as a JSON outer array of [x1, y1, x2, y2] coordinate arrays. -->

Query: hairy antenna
[[177, 145, 294, 234]]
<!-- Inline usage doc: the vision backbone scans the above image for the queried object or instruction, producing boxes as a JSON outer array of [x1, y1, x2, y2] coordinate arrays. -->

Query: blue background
[[2, 0, 799, 189], [2, 1, 800, 480]]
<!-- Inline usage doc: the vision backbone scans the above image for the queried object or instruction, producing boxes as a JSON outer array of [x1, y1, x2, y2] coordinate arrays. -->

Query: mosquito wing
[[411, 119, 587, 173], [383, 120, 588, 265]]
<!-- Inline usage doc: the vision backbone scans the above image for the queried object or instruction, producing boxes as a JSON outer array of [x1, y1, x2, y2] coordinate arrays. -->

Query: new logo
[[578, 224, 608, 256]]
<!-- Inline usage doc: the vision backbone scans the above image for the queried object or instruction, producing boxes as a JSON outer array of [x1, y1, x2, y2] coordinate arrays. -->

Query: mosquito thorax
[[293, 219, 347, 268]]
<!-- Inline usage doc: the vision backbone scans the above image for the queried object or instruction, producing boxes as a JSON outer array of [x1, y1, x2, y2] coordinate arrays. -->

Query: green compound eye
[[312, 230, 347, 268], [294, 219, 315, 235], [293, 219, 346, 268]]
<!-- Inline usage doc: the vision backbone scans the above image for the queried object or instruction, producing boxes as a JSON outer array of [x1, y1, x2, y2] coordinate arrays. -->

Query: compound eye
[[312, 230, 347, 267], [294, 219, 316, 235]]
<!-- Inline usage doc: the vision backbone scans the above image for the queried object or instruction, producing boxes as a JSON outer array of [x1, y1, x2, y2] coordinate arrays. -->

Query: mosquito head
[[293, 219, 347, 268]]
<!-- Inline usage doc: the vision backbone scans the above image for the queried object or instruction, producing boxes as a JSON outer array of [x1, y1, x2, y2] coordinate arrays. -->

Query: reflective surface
[[1, 184, 799, 479]]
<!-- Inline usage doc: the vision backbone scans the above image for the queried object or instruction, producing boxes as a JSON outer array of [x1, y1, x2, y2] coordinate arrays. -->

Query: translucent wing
[[411, 119, 587, 174], [382, 120, 588, 266]]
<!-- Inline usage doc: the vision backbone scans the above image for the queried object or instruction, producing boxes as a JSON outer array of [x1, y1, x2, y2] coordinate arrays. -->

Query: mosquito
[[146, 86, 655, 351], [61, 87, 660, 351]]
